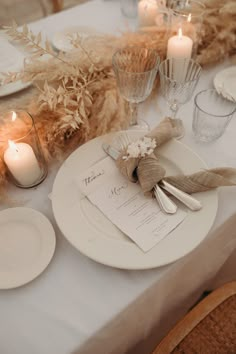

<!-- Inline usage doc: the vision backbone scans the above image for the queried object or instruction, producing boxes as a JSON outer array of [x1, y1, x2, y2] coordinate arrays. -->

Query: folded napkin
[[116, 117, 236, 194]]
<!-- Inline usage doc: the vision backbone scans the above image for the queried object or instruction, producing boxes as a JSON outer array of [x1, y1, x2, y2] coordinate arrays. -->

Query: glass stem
[[170, 100, 179, 119], [129, 102, 138, 126]]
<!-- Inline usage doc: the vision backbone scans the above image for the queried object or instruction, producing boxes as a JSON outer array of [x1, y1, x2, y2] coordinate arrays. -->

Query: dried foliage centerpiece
[[2, 23, 128, 162]]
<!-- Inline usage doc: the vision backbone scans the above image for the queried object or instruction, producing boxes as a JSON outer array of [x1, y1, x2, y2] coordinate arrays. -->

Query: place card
[[77, 157, 186, 252]]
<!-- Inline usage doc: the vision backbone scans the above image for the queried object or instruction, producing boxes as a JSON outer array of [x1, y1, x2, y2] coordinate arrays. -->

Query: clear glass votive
[[121, 0, 138, 19], [0, 110, 47, 188], [168, 0, 206, 58], [192, 89, 236, 143]]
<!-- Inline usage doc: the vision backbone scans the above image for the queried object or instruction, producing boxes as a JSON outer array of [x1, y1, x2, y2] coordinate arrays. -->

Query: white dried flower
[[122, 137, 157, 160]]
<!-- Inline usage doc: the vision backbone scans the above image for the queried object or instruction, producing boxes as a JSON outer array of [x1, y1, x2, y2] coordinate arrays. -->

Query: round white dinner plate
[[213, 66, 236, 102], [51, 26, 99, 52], [0, 207, 56, 289], [52, 131, 218, 270]]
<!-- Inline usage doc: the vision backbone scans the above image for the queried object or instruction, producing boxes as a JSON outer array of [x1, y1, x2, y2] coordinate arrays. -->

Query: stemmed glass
[[112, 46, 160, 130], [159, 57, 202, 136]]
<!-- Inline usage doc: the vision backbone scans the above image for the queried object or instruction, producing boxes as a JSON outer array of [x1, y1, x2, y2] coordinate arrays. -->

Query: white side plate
[[0, 207, 56, 289], [51, 26, 99, 52], [214, 66, 236, 102], [52, 131, 218, 270]]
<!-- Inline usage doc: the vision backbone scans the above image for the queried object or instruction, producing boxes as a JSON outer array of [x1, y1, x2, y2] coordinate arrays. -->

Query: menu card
[[77, 157, 186, 252]]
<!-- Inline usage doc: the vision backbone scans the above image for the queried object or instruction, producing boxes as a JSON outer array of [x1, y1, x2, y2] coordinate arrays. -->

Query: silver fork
[[117, 132, 202, 212]]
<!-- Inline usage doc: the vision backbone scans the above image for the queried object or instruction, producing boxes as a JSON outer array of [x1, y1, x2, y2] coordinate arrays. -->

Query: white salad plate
[[213, 66, 236, 102], [52, 131, 218, 270], [0, 207, 56, 289]]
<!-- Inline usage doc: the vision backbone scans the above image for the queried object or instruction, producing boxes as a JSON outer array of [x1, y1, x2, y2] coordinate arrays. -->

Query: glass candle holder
[[167, 0, 205, 58], [138, 0, 161, 27], [121, 0, 138, 19], [0, 110, 47, 188]]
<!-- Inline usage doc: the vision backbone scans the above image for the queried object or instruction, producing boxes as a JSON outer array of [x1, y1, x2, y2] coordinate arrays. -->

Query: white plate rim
[[51, 25, 101, 52], [0, 207, 56, 289], [0, 81, 31, 98], [52, 131, 218, 270], [213, 66, 236, 102]]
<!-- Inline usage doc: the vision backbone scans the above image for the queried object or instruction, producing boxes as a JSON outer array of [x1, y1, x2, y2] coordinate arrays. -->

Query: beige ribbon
[[116, 117, 236, 194]]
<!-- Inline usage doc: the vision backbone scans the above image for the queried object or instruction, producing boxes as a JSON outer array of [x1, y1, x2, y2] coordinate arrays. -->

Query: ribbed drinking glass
[[159, 57, 201, 135], [112, 46, 160, 129]]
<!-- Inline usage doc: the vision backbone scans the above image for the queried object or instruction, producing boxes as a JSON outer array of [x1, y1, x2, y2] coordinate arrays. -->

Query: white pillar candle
[[4, 141, 41, 186], [138, 0, 159, 27], [167, 28, 193, 59]]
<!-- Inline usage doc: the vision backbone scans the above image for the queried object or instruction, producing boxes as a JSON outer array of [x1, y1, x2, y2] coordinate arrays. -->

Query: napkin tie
[[116, 117, 236, 194]]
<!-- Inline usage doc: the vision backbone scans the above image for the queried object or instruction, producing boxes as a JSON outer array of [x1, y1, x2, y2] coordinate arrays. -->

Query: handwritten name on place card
[[77, 157, 186, 252]]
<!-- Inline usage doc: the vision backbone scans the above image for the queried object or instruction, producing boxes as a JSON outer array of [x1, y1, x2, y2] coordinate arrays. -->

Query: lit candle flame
[[11, 111, 17, 121], [8, 140, 18, 153], [187, 13, 192, 22], [178, 28, 183, 39]]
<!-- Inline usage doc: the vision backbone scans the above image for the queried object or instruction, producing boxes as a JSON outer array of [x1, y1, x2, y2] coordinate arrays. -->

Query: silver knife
[[102, 142, 177, 214], [102, 142, 202, 212]]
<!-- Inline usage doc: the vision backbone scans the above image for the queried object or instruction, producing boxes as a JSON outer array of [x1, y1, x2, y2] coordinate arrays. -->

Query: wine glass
[[112, 46, 160, 130], [159, 57, 202, 136]]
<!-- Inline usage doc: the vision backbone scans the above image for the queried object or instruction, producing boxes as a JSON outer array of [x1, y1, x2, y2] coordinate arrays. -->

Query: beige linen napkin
[[116, 117, 236, 194]]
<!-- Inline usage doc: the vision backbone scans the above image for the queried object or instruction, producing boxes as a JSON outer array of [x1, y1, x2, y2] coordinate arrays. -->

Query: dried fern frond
[[4, 22, 65, 62]]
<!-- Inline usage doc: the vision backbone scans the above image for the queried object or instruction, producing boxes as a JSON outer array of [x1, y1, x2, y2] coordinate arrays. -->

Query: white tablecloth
[[0, 1, 236, 354]]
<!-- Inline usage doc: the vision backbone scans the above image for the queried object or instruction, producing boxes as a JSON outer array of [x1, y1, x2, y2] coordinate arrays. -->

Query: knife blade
[[102, 142, 177, 214], [102, 142, 120, 160]]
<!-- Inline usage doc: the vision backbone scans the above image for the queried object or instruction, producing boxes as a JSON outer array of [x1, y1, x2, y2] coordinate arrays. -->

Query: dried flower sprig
[[122, 137, 157, 160], [4, 21, 68, 64]]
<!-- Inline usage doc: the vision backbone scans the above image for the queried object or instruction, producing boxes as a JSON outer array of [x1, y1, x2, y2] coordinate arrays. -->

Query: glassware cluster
[[116, 0, 235, 142]]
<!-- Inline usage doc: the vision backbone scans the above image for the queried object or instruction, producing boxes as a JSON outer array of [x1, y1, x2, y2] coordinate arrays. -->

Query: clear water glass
[[193, 89, 236, 142], [112, 46, 160, 128]]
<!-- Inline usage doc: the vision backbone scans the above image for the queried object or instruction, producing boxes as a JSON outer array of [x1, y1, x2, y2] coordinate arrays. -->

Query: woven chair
[[153, 281, 236, 354], [51, 0, 64, 12]]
